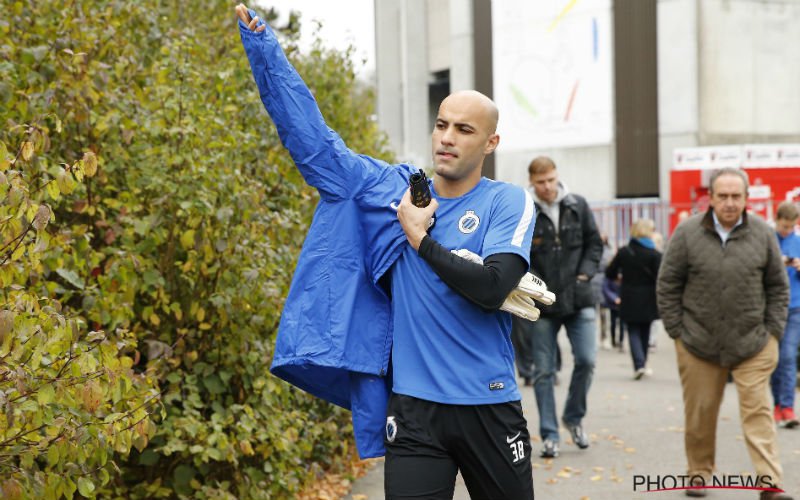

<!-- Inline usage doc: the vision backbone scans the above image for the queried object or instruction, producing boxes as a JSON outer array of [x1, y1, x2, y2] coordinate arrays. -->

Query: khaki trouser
[[675, 336, 782, 487]]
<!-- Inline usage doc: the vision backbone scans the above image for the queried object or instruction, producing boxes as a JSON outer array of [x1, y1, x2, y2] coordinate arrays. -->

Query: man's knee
[[532, 369, 556, 387]]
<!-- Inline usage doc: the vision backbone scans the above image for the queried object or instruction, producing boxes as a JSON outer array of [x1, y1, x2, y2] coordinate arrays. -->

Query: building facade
[[374, 0, 800, 202]]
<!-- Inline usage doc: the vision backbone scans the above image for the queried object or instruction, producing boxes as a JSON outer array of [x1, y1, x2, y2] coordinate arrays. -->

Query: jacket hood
[[529, 181, 569, 207]]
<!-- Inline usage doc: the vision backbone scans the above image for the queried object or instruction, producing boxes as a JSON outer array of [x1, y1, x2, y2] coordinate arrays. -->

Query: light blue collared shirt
[[712, 211, 743, 246]]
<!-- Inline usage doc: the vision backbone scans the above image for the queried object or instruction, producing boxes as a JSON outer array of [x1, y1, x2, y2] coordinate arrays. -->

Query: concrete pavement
[[344, 326, 800, 499]]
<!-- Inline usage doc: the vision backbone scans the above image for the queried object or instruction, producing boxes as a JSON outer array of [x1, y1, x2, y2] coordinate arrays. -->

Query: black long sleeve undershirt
[[417, 235, 528, 311]]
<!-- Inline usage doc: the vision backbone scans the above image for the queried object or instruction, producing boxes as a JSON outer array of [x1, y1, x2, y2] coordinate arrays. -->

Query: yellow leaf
[[196, 308, 205, 322], [46, 181, 60, 200], [199, 322, 211, 330], [180, 230, 195, 250], [21, 141, 34, 161], [83, 151, 98, 177], [149, 314, 160, 326], [56, 168, 74, 194], [239, 440, 254, 456]]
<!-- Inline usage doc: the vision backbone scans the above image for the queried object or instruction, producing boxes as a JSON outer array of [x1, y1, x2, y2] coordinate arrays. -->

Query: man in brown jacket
[[657, 168, 791, 500]]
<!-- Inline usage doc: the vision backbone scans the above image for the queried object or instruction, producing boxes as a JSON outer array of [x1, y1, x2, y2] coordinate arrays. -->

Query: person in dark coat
[[601, 274, 625, 350], [606, 219, 662, 379]]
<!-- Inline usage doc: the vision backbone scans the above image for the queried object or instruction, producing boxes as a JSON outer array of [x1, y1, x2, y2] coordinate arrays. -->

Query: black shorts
[[384, 393, 534, 500]]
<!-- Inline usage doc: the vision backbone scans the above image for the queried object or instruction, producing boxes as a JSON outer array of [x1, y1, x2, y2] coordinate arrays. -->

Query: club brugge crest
[[458, 210, 480, 234], [386, 416, 397, 442]]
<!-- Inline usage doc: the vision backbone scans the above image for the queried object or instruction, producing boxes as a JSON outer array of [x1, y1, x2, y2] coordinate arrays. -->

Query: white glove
[[450, 249, 556, 320], [516, 272, 556, 306], [501, 290, 541, 321]]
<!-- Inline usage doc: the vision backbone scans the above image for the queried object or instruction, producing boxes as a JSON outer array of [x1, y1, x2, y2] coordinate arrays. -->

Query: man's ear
[[485, 133, 500, 155]]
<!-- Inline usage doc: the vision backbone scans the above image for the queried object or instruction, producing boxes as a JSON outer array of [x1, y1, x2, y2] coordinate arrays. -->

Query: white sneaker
[[634, 368, 646, 380]]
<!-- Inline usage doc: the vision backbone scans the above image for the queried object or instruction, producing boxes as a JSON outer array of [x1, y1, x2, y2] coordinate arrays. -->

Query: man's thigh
[[564, 306, 597, 363], [452, 401, 535, 500], [384, 395, 457, 499]]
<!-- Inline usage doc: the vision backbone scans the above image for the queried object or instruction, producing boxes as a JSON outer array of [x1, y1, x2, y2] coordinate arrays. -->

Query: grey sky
[[263, 0, 376, 78]]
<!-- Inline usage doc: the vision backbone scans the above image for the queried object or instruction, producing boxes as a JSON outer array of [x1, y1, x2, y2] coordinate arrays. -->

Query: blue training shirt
[[778, 231, 800, 309], [391, 177, 535, 404]]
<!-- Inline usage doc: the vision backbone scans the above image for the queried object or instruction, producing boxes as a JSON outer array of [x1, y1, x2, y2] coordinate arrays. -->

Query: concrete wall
[[656, 0, 800, 201], [699, 0, 800, 142], [495, 145, 616, 202], [376, 0, 800, 201], [657, 0, 700, 198], [427, 0, 450, 73], [375, 0, 431, 166]]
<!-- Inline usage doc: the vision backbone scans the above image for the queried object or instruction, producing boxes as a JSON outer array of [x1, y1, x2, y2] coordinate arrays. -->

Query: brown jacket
[[656, 210, 788, 367]]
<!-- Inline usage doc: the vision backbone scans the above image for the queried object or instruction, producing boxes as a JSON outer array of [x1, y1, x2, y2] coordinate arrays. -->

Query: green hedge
[[1, 1, 393, 498]]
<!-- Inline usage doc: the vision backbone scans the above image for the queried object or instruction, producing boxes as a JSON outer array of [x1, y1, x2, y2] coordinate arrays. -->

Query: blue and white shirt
[[392, 178, 535, 404]]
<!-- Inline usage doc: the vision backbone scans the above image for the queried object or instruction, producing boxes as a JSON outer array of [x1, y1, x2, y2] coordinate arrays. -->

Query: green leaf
[[46, 443, 60, 466], [37, 383, 55, 405], [77, 477, 95, 497], [138, 449, 160, 466], [202, 374, 225, 395], [55, 268, 84, 289]]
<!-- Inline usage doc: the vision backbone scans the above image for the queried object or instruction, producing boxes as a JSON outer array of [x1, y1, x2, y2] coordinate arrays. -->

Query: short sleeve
[[481, 186, 535, 265]]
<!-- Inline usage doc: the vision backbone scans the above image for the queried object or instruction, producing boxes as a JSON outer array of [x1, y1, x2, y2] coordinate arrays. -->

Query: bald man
[[237, 5, 536, 498]]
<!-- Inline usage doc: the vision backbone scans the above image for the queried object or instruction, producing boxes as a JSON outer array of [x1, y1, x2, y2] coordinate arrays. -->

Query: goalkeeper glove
[[450, 249, 556, 320]]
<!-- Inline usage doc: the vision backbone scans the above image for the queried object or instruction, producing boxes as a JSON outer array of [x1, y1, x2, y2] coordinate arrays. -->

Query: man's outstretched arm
[[235, 4, 387, 201]]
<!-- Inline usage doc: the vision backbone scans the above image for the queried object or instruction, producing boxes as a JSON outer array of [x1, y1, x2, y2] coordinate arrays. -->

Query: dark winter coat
[[530, 193, 603, 317], [606, 239, 662, 324], [656, 210, 788, 367]]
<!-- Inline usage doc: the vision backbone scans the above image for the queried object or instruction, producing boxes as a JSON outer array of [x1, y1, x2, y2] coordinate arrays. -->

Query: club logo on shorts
[[458, 210, 480, 234], [386, 416, 397, 442]]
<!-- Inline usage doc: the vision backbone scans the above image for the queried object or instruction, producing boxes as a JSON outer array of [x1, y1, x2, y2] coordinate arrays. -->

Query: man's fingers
[[235, 4, 250, 24], [400, 188, 412, 205], [248, 17, 259, 31], [256, 24, 266, 32]]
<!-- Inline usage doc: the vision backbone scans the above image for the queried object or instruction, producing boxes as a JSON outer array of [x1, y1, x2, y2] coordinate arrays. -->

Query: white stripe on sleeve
[[511, 189, 535, 247]]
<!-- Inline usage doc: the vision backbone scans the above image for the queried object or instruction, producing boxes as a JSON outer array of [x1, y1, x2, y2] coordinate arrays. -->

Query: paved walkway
[[345, 326, 800, 499]]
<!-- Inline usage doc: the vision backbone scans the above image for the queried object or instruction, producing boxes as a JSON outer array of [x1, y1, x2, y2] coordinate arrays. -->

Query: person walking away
[[771, 201, 800, 429], [657, 168, 792, 500], [605, 219, 661, 379], [593, 233, 614, 350], [602, 274, 625, 351]]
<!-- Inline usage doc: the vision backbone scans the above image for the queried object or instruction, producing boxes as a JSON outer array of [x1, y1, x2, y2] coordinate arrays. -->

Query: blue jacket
[[240, 14, 419, 458], [777, 231, 800, 309]]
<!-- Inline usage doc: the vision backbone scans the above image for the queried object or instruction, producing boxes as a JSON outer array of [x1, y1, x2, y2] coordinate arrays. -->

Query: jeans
[[771, 307, 800, 409], [627, 321, 652, 371], [610, 309, 625, 346], [530, 307, 597, 442]]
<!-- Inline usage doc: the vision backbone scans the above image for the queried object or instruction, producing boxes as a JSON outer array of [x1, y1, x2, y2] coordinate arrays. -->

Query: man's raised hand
[[235, 3, 266, 32]]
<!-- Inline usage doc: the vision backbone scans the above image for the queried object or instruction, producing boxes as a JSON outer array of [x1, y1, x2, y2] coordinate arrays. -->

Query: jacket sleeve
[[577, 198, 603, 278], [656, 227, 688, 338], [238, 14, 389, 201], [605, 250, 621, 281], [763, 230, 790, 338], [601, 277, 618, 303]]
